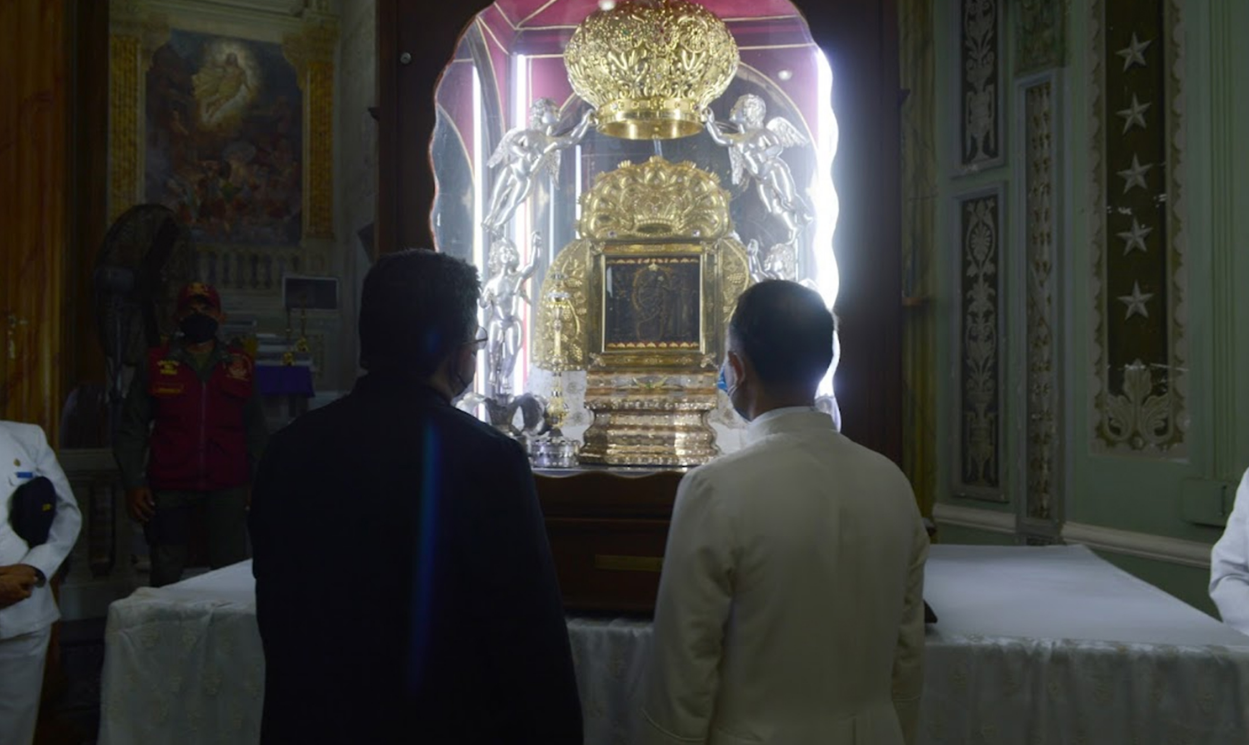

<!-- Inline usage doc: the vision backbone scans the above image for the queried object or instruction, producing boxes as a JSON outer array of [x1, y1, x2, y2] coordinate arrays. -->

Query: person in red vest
[[113, 282, 268, 587]]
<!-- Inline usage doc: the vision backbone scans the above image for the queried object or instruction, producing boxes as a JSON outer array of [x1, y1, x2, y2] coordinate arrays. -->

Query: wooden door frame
[[374, 0, 902, 465]]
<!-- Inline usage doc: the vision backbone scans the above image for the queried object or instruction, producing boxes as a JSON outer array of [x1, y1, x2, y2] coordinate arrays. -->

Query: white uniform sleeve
[[19, 425, 82, 581], [1210, 467, 1249, 634], [641, 470, 736, 745]]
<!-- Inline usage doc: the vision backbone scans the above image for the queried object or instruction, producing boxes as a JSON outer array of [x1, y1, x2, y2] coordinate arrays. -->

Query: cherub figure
[[483, 99, 595, 239], [480, 233, 540, 399], [706, 94, 812, 244], [746, 239, 799, 283]]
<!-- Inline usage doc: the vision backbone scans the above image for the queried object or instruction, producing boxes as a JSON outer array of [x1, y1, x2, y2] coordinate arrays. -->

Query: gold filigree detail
[[284, 21, 338, 239], [533, 158, 749, 466], [535, 240, 595, 371], [282, 21, 338, 80], [109, 35, 141, 223], [578, 156, 731, 242], [564, 0, 738, 140], [579, 375, 721, 466]]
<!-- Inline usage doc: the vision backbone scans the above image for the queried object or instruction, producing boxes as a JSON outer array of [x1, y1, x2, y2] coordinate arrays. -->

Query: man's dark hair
[[358, 249, 480, 377], [729, 280, 835, 390]]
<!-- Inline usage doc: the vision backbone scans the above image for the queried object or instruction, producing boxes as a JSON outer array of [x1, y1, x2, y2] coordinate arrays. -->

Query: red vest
[[146, 343, 254, 491]]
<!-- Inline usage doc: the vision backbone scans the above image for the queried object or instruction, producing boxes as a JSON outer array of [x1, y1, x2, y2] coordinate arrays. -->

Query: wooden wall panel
[[0, 0, 69, 438]]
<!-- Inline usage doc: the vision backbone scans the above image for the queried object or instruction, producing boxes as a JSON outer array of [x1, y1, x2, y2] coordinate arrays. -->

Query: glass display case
[[430, 0, 839, 467]]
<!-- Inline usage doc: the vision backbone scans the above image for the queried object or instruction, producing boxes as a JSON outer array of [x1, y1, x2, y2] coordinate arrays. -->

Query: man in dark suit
[[250, 249, 583, 744]]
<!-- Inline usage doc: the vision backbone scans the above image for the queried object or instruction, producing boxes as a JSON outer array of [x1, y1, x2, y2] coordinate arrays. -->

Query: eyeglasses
[[465, 328, 488, 352]]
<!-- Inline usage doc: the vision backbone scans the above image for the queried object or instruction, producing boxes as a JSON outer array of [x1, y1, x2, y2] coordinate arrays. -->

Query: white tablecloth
[[98, 545, 1249, 745]]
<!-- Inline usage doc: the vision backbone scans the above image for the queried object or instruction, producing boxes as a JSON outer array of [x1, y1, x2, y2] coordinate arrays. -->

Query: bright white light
[[511, 54, 530, 398], [777, 69, 793, 81], [813, 48, 840, 399], [599, 0, 616, 9], [472, 65, 488, 397]]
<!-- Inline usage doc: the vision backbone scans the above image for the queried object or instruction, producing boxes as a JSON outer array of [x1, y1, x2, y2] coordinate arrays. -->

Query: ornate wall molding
[[955, 186, 1005, 502], [1209, 0, 1241, 480], [108, 5, 171, 222], [283, 19, 338, 240], [958, 0, 1003, 172], [1087, 0, 1188, 457], [932, 503, 1016, 535], [1022, 74, 1062, 522], [1016, 0, 1066, 75], [1062, 521, 1212, 569]]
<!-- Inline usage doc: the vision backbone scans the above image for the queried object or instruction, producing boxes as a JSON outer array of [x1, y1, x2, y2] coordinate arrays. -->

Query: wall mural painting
[[1091, 0, 1186, 455], [146, 31, 303, 246], [958, 191, 1003, 500]]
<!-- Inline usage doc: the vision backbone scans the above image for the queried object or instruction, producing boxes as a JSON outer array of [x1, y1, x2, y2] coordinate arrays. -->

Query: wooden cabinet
[[536, 469, 683, 615]]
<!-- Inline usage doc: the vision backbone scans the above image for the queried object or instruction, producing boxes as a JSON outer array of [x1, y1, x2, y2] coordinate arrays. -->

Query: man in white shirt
[[1210, 467, 1249, 634], [0, 421, 81, 745], [642, 280, 929, 745]]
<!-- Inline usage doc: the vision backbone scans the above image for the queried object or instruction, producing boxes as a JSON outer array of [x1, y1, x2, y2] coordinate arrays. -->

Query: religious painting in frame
[[109, 2, 338, 288], [146, 30, 303, 247], [600, 250, 706, 358]]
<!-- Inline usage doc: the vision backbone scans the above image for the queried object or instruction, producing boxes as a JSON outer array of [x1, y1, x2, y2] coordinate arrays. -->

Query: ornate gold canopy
[[564, 0, 739, 140]]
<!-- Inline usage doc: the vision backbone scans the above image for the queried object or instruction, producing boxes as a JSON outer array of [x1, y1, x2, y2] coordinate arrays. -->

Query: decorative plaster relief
[[957, 189, 1004, 500], [1023, 78, 1060, 522], [960, 0, 1002, 170], [1088, 0, 1188, 456], [1017, 0, 1066, 75]]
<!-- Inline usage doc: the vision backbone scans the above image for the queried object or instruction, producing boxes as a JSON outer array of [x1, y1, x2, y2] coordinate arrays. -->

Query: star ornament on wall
[[1117, 95, 1152, 134], [1118, 218, 1153, 255], [1117, 33, 1152, 71], [1118, 155, 1153, 194], [1118, 281, 1155, 320]]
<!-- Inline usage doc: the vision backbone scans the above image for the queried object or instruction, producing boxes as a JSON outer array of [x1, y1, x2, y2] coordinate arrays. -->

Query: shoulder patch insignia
[[226, 354, 252, 381]]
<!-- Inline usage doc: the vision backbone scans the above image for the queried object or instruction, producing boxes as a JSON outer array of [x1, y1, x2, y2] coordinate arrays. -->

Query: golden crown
[[564, 0, 739, 140], [578, 157, 731, 241]]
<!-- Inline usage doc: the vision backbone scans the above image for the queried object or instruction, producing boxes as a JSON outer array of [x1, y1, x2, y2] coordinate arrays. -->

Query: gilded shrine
[[431, 0, 838, 469]]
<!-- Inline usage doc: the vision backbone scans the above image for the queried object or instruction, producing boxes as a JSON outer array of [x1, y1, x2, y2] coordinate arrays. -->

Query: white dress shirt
[[643, 408, 929, 745], [0, 421, 82, 639], [1210, 467, 1249, 634]]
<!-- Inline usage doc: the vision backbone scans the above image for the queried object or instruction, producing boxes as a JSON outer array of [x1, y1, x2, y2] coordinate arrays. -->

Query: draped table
[[98, 545, 1249, 745]]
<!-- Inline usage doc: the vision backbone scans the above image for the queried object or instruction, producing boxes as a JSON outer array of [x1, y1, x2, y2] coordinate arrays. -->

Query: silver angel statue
[[480, 233, 539, 399], [706, 95, 812, 244], [746, 239, 798, 282], [483, 99, 595, 239]]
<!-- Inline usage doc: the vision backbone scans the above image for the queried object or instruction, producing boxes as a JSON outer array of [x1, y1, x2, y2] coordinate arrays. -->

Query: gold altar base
[[580, 375, 720, 467]]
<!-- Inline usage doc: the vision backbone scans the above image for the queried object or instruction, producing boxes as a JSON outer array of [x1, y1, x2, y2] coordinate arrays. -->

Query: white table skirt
[[98, 545, 1249, 745]]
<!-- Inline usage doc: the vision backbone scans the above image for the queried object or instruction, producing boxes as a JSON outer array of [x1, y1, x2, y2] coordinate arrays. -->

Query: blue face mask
[[717, 364, 728, 392]]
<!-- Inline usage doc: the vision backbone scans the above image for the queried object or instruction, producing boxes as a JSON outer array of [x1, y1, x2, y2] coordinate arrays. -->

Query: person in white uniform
[[1210, 466, 1249, 634], [0, 421, 81, 745], [642, 280, 930, 745]]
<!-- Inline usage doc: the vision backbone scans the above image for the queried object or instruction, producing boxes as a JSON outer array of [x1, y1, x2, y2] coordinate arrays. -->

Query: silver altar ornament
[[480, 233, 539, 400], [745, 238, 799, 283], [705, 95, 812, 244], [483, 99, 595, 239]]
